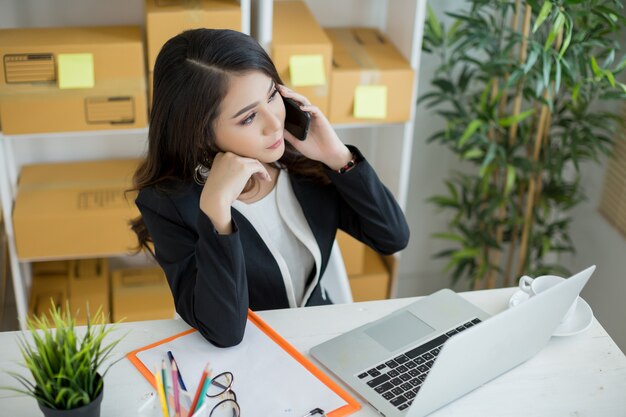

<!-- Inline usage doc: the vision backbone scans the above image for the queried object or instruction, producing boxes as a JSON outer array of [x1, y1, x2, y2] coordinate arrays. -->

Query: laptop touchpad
[[365, 311, 435, 351]]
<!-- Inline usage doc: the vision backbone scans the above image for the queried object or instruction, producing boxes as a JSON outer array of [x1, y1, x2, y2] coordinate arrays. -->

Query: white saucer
[[508, 290, 593, 337]]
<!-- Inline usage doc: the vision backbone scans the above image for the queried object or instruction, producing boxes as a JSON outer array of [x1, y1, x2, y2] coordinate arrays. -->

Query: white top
[[233, 171, 319, 307]]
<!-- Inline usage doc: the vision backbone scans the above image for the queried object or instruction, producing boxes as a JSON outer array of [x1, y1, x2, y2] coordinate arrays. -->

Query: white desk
[[1, 288, 625, 416]]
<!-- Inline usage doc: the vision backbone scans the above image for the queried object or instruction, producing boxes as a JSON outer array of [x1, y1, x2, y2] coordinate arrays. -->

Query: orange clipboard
[[127, 309, 361, 417]]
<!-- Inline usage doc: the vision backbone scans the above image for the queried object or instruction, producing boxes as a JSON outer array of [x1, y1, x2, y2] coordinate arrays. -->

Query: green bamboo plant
[[420, 0, 626, 289], [5, 303, 124, 410]]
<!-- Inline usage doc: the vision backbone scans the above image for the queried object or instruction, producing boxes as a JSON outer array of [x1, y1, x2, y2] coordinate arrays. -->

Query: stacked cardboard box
[[111, 267, 175, 322], [336, 230, 390, 301], [272, 1, 332, 115], [13, 159, 141, 260], [325, 27, 415, 124], [0, 26, 147, 134], [29, 260, 176, 324], [69, 258, 110, 325], [29, 261, 70, 321], [145, 0, 242, 105], [29, 259, 110, 325]]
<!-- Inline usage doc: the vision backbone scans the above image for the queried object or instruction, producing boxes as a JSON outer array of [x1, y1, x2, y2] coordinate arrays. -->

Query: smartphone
[[283, 96, 311, 141]]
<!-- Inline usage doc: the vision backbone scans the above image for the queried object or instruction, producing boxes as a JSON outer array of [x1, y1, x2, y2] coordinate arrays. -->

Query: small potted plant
[[5, 303, 124, 417]]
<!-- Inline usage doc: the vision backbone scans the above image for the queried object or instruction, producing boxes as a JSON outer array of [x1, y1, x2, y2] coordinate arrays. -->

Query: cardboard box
[[28, 273, 68, 322], [145, 0, 242, 71], [112, 267, 175, 322], [69, 258, 110, 325], [0, 26, 147, 134], [32, 260, 71, 277], [272, 1, 332, 115], [13, 159, 141, 260], [336, 230, 366, 275], [325, 28, 415, 124], [348, 246, 390, 302], [29, 258, 110, 324]]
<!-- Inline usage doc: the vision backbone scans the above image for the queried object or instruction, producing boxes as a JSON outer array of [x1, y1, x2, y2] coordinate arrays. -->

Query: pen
[[167, 350, 187, 391], [189, 363, 211, 415], [171, 361, 181, 417]]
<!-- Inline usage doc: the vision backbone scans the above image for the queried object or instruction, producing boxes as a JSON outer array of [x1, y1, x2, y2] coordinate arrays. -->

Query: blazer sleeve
[[326, 146, 410, 254], [136, 189, 249, 347]]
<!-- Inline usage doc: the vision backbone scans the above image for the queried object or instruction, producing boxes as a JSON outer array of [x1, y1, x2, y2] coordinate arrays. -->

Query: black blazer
[[136, 147, 409, 347]]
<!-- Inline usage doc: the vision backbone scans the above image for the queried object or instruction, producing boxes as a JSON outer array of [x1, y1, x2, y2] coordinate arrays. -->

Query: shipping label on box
[[0, 26, 147, 134], [272, 1, 332, 115], [325, 28, 415, 124], [13, 159, 141, 260]]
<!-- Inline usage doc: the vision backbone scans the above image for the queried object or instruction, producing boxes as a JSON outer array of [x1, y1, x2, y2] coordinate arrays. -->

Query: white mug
[[519, 275, 578, 324]]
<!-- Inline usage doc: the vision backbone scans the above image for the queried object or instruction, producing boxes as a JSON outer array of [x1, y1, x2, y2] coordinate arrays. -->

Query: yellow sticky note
[[353, 85, 387, 119], [57, 53, 95, 89], [289, 55, 326, 87]]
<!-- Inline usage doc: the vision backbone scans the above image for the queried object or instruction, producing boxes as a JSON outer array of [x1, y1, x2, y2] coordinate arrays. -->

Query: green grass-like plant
[[5, 303, 124, 410]]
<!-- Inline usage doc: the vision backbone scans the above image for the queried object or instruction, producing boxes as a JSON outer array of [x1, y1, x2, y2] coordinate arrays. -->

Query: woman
[[132, 29, 409, 347]]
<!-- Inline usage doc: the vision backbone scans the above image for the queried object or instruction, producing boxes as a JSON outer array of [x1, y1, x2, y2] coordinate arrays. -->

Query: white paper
[[135, 319, 347, 416]]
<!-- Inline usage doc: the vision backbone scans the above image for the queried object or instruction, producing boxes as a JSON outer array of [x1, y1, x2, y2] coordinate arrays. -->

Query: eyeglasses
[[301, 408, 326, 416], [200, 372, 325, 417], [204, 371, 240, 417]]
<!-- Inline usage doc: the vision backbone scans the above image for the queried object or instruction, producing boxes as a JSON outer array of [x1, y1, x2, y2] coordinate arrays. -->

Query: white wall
[[397, 0, 471, 296], [0, 0, 143, 28], [562, 158, 626, 352]]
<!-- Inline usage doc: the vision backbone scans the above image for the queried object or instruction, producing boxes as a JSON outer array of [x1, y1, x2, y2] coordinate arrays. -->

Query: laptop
[[310, 266, 595, 417]]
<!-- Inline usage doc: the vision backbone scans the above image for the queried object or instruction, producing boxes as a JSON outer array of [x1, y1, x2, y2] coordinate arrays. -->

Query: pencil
[[171, 361, 181, 417], [189, 363, 211, 415], [155, 366, 169, 417], [194, 376, 212, 414], [167, 350, 187, 391], [161, 360, 170, 417]]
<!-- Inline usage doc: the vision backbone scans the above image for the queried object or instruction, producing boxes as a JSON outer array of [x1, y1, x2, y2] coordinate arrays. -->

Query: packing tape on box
[[0, 77, 146, 97], [18, 180, 132, 193], [18, 187, 134, 210], [333, 29, 381, 85]]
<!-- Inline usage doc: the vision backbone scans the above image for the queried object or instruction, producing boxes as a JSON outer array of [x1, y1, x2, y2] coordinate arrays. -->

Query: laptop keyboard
[[357, 318, 482, 411]]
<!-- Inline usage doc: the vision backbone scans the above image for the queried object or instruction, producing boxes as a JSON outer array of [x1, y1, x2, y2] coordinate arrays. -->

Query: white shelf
[[0, 0, 426, 328]]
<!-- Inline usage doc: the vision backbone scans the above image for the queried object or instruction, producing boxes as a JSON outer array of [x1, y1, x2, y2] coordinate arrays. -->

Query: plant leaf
[[559, 14, 573, 58], [505, 165, 516, 195], [463, 148, 484, 160], [432, 233, 465, 243], [427, 4, 443, 42], [498, 109, 535, 127], [533, 1, 553, 33], [458, 119, 483, 147], [545, 12, 565, 50]]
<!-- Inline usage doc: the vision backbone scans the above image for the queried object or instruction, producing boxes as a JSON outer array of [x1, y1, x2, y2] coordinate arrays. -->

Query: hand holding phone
[[283, 96, 311, 141]]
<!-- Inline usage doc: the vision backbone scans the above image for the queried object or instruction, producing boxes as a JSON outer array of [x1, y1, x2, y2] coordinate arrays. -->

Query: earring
[[194, 163, 209, 185]]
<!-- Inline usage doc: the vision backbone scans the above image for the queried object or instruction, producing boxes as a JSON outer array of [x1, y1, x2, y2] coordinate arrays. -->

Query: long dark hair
[[130, 29, 327, 251]]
